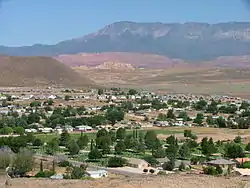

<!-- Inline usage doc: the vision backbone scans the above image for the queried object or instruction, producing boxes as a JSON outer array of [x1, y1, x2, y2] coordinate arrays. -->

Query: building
[[75, 125, 93, 132], [126, 158, 149, 169], [86, 170, 108, 179], [206, 158, 236, 174]]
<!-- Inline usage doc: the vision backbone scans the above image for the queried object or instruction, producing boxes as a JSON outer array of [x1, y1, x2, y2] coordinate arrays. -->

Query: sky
[[0, 0, 250, 46]]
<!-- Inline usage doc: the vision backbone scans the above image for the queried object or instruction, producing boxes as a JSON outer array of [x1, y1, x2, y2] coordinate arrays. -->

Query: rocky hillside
[[0, 56, 93, 87], [2, 22, 250, 61]]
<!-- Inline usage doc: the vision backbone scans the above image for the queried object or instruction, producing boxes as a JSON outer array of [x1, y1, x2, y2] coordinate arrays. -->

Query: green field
[[35, 128, 184, 142]]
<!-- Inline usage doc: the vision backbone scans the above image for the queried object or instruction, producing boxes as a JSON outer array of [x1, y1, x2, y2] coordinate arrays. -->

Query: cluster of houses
[[25, 124, 93, 134]]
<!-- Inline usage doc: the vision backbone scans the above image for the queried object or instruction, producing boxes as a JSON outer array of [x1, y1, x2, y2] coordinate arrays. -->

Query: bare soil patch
[[6, 174, 248, 188]]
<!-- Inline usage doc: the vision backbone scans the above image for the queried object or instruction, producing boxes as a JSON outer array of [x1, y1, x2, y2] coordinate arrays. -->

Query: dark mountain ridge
[[2, 21, 250, 61]]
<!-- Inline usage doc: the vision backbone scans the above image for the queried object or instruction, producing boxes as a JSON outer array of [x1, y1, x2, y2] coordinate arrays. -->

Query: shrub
[[107, 157, 127, 167], [216, 166, 223, 174], [203, 166, 217, 175], [162, 160, 175, 171], [58, 160, 72, 167], [149, 169, 155, 174], [178, 162, 186, 171], [70, 167, 85, 179], [35, 170, 55, 178], [143, 169, 148, 173], [190, 156, 206, 165], [242, 161, 250, 169], [143, 155, 159, 167]]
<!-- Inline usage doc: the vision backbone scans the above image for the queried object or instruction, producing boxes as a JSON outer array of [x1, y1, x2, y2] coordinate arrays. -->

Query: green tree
[[32, 138, 44, 147], [166, 144, 178, 160], [77, 133, 89, 149], [67, 140, 80, 155], [193, 100, 207, 111], [11, 149, 34, 177], [0, 127, 13, 135], [167, 109, 175, 119], [216, 116, 226, 128], [88, 148, 102, 160], [98, 88, 104, 95], [116, 127, 126, 140], [200, 137, 216, 156], [96, 128, 109, 138], [178, 111, 189, 122], [193, 113, 204, 125], [245, 143, 250, 151], [96, 135, 111, 154], [115, 140, 126, 155], [152, 147, 166, 158], [206, 116, 215, 125], [124, 135, 134, 149], [59, 130, 71, 146], [144, 130, 158, 150], [162, 159, 175, 171], [30, 101, 41, 107], [13, 126, 25, 135], [105, 108, 125, 125], [107, 157, 127, 167], [166, 135, 178, 146], [64, 95, 71, 101], [46, 138, 59, 155], [224, 142, 245, 159], [184, 130, 192, 138], [178, 143, 191, 159], [157, 113, 168, 121], [234, 136, 242, 144], [70, 167, 85, 179], [128, 89, 137, 95]]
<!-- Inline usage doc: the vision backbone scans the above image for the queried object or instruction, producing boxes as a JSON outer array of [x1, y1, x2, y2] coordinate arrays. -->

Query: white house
[[54, 126, 63, 134], [25, 128, 38, 133], [39, 127, 53, 133], [63, 125, 74, 133], [86, 170, 108, 179], [75, 125, 93, 132]]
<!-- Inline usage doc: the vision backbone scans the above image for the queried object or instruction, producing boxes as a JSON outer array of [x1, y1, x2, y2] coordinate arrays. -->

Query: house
[[126, 158, 149, 169], [63, 125, 74, 133], [25, 128, 37, 133], [233, 158, 250, 166], [39, 127, 53, 133], [54, 126, 63, 134], [206, 158, 236, 174], [75, 125, 93, 132], [86, 170, 108, 179]]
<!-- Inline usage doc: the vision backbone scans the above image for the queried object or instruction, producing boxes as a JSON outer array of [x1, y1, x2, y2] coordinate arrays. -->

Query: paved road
[[34, 154, 144, 177]]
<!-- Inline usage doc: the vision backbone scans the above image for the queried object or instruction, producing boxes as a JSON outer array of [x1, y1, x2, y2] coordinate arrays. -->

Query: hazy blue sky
[[0, 0, 250, 46]]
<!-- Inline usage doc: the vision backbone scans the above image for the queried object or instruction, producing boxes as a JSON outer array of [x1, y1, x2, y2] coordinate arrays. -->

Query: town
[[1, 86, 250, 183]]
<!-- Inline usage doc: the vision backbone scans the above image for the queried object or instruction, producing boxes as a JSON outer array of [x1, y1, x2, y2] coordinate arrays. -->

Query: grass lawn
[[35, 127, 184, 142]]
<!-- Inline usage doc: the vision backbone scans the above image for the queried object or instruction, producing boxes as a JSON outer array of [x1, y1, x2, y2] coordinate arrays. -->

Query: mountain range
[[2, 21, 250, 61]]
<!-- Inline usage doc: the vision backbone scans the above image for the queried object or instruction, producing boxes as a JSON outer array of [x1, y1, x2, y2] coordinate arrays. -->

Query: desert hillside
[[55, 52, 186, 69], [0, 56, 93, 87]]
